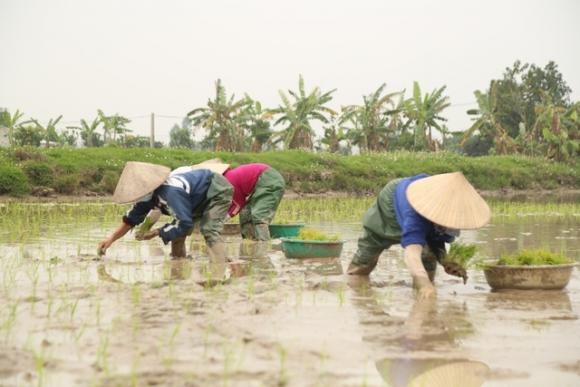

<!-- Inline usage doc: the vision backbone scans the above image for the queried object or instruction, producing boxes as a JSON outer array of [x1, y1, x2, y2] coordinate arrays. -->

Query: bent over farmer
[[347, 172, 490, 300], [223, 163, 285, 241], [97, 161, 233, 261]]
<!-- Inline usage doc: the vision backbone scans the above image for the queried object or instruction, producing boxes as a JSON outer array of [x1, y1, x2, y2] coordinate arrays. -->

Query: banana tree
[[403, 81, 451, 151], [97, 110, 131, 145], [0, 109, 26, 147], [532, 100, 579, 161], [244, 100, 273, 152], [70, 117, 102, 147], [31, 115, 63, 147], [321, 115, 348, 153], [461, 81, 517, 155], [187, 79, 251, 152], [340, 84, 402, 152], [271, 75, 336, 150]]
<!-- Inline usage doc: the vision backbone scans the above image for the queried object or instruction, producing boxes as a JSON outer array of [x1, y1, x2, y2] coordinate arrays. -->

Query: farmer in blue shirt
[[98, 161, 233, 261], [347, 172, 490, 300]]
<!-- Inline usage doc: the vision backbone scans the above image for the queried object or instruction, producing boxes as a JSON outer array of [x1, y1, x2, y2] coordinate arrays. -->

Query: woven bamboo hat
[[112, 162, 170, 204], [376, 358, 489, 387], [190, 158, 230, 175], [407, 172, 490, 229]]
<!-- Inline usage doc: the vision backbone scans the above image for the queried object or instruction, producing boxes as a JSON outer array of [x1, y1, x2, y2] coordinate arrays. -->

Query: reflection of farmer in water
[[97, 161, 233, 262], [347, 172, 490, 300], [347, 276, 487, 386], [223, 163, 285, 241]]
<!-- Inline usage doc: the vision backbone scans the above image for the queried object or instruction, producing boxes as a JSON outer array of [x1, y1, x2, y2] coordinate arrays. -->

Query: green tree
[[340, 84, 402, 152], [403, 81, 450, 151], [97, 110, 131, 145], [59, 127, 79, 146], [461, 81, 517, 155], [187, 79, 251, 152], [169, 118, 194, 148], [30, 116, 63, 147], [271, 75, 336, 150], [0, 109, 27, 146], [74, 118, 103, 147], [320, 115, 349, 153], [244, 100, 273, 152], [14, 124, 44, 146], [529, 99, 579, 161], [496, 61, 572, 137]]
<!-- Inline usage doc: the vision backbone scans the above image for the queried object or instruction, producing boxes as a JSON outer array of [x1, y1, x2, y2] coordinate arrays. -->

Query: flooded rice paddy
[[0, 198, 579, 386]]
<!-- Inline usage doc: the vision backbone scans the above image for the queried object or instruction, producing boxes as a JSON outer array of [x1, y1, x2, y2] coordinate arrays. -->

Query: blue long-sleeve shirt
[[123, 169, 213, 244], [393, 174, 455, 248]]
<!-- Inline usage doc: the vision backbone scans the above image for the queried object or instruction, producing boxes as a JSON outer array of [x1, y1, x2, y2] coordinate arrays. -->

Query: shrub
[[22, 161, 54, 187], [53, 174, 79, 194], [98, 170, 120, 193], [0, 165, 30, 195]]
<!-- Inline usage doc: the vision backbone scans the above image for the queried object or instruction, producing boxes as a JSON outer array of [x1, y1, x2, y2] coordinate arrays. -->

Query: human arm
[[404, 244, 436, 300], [97, 222, 132, 255], [157, 190, 195, 244]]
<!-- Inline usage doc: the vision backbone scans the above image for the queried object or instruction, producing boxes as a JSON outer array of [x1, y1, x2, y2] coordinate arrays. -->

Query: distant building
[[0, 107, 9, 147], [0, 126, 8, 147]]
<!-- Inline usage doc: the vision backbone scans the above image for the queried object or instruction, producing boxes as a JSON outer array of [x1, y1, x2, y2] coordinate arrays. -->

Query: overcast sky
[[1, 0, 579, 144]]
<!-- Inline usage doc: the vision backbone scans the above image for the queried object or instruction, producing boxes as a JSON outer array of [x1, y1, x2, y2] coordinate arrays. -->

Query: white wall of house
[[0, 127, 9, 147]]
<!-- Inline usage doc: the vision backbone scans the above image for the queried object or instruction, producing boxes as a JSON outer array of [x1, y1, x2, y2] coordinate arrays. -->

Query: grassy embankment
[[0, 147, 578, 197]]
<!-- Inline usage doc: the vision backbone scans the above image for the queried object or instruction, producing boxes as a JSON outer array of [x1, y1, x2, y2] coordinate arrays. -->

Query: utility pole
[[150, 112, 155, 148]]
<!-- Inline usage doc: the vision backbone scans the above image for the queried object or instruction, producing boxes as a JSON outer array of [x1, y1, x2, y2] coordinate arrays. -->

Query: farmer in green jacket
[[347, 172, 490, 300]]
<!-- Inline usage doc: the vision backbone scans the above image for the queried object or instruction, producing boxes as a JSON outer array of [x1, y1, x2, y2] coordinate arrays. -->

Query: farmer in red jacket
[[222, 163, 285, 241]]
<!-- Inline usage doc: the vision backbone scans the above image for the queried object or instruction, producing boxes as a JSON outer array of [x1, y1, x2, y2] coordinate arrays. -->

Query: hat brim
[[112, 162, 171, 204], [407, 172, 491, 229], [191, 159, 230, 175]]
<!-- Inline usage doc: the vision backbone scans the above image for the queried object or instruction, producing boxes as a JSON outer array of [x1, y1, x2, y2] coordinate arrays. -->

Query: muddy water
[[0, 203, 579, 386]]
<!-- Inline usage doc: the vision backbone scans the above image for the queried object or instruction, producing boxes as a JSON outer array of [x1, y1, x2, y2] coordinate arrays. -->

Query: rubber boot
[[253, 223, 271, 241], [171, 236, 187, 259], [241, 222, 255, 240], [346, 256, 379, 275]]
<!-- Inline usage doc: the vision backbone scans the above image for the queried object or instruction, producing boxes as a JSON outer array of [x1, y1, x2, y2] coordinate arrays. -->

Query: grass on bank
[[0, 147, 578, 196]]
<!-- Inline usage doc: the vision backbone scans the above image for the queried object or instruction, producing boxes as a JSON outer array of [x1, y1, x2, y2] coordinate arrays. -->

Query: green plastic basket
[[269, 223, 305, 238], [280, 237, 344, 259]]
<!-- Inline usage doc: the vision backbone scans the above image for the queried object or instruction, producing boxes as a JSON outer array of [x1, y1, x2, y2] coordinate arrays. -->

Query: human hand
[[97, 239, 113, 256], [413, 276, 437, 301], [442, 261, 468, 284], [417, 283, 436, 301], [135, 229, 160, 241]]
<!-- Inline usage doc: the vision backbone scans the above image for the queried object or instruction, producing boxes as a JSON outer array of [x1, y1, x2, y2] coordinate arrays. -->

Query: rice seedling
[[296, 228, 340, 241], [32, 347, 47, 387], [336, 285, 346, 306], [2, 302, 18, 343], [445, 242, 478, 269], [497, 249, 573, 266], [96, 332, 111, 374], [277, 344, 288, 386]]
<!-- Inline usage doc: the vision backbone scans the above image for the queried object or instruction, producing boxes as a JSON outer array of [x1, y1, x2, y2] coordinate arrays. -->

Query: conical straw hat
[[410, 360, 489, 387], [406, 172, 490, 229], [112, 162, 170, 204], [376, 358, 489, 387], [190, 158, 230, 175]]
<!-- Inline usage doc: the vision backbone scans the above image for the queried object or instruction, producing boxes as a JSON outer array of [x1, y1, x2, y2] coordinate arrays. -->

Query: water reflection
[[485, 289, 573, 313], [375, 357, 489, 387], [347, 276, 476, 352]]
